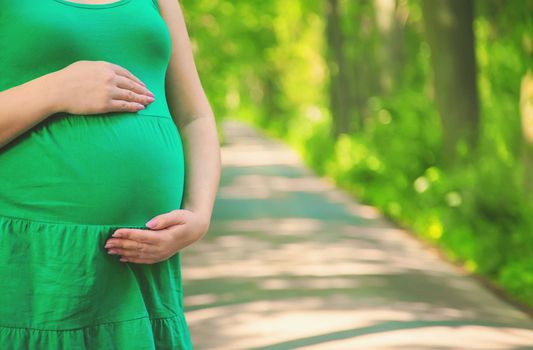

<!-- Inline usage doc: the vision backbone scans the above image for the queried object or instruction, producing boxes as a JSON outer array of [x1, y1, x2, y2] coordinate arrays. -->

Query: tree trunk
[[421, 0, 480, 165], [521, 70, 533, 191], [325, 0, 351, 137], [373, 0, 408, 95]]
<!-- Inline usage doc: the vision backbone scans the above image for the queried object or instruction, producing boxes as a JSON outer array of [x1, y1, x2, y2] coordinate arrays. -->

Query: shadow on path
[[182, 119, 533, 350]]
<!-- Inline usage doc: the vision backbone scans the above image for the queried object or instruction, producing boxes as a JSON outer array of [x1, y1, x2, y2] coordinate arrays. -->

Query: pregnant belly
[[0, 112, 185, 226]]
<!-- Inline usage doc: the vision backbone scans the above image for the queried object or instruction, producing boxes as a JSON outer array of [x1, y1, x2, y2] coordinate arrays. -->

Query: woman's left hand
[[104, 209, 209, 264]]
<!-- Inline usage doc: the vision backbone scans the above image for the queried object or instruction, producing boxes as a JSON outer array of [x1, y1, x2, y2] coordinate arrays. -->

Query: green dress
[[0, 0, 192, 348]]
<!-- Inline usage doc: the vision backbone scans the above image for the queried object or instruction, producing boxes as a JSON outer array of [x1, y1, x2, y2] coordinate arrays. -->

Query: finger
[[111, 228, 161, 244], [105, 238, 157, 254], [114, 75, 154, 98], [109, 62, 146, 88], [108, 247, 153, 259], [145, 209, 188, 230], [107, 99, 146, 112], [111, 86, 154, 106]]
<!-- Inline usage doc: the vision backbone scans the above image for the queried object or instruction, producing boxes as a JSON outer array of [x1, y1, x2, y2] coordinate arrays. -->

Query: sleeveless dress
[[0, 0, 193, 348]]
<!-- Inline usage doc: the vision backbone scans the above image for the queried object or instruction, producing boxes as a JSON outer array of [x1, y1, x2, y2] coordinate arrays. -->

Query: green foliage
[[180, 0, 533, 307]]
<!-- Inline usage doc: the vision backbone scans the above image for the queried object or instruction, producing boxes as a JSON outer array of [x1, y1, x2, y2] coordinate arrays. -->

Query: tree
[[421, 0, 480, 164], [373, 0, 408, 95], [325, 0, 351, 137], [521, 70, 533, 190]]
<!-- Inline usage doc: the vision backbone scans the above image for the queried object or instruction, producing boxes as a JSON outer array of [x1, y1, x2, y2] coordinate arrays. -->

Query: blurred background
[[178, 0, 533, 348]]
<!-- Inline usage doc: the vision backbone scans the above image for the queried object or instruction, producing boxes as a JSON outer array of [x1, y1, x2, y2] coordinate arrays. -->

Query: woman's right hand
[[53, 60, 155, 115]]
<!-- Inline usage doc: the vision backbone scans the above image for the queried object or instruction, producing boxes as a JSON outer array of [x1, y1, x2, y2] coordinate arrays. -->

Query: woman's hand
[[53, 60, 155, 115], [103, 209, 210, 264]]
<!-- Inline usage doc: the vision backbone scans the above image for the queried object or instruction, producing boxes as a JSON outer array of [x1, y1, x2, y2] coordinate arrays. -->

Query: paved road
[[181, 119, 533, 350]]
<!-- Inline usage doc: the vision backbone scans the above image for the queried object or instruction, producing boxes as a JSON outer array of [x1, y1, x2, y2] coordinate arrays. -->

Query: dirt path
[[181, 119, 533, 350]]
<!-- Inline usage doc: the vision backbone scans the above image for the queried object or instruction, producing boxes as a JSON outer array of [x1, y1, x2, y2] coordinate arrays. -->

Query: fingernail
[[140, 81, 146, 86], [147, 91, 155, 97], [108, 250, 117, 255], [147, 96, 154, 102], [145, 219, 157, 228], [137, 103, 145, 110]]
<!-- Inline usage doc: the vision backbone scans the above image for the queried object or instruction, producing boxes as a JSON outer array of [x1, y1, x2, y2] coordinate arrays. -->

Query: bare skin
[[104, 0, 222, 263], [0, 60, 155, 148], [54, 60, 155, 115]]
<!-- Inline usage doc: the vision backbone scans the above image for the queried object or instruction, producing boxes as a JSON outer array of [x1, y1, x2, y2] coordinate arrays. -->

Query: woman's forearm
[[0, 72, 61, 149], [157, 0, 221, 237], [179, 113, 221, 233]]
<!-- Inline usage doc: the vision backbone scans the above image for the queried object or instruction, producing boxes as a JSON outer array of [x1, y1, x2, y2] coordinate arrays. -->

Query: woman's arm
[[0, 72, 61, 148], [0, 62, 155, 150], [158, 0, 222, 237]]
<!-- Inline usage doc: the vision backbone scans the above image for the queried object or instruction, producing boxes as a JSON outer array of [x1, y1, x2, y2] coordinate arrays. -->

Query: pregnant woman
[[0, 0, 221, 348]]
